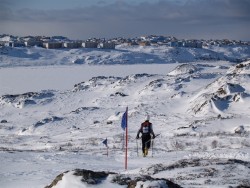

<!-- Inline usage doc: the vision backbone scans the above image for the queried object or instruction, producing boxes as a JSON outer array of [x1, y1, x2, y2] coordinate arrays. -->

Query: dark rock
[[236, 184, 250, 188], [45, 171, 68, 188], [73, 76, 121, 92], [107, 121, 113, 124], [123, 73, 155, 81], [227, 159, 250, 167], [71, 106, 99, 114], [21, 128, 27, 132], [148, 79, 164, 88], [73, 82, 90, 91], [0, 120, 7, 123], [45, 169, 110, 187], [110, 92, 128, 97], [111, 174, 132, 185], [0, 91, 54, 107], [236, 63, 246, 69], [112, 174, 182, 188], [74, 169, 110, 184], [234, 125, 245, 134], [169, 64, 199, 76], [34, 116, 63, 128], [22, 99, 36, 105]]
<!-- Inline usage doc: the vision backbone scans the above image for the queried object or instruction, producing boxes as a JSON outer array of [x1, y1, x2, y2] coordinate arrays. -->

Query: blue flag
[[121, 108, 127, 131], [102, 138, 108, 147]]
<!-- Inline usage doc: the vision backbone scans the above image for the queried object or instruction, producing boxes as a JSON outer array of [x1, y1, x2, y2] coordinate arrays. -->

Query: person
[[136, 115, 156, 157]]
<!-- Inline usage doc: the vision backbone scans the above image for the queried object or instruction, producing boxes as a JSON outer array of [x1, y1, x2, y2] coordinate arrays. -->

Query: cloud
[[0, 0, 249, 40]]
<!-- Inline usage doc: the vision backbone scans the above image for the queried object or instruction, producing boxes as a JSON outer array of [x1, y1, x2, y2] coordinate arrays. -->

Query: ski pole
[[145, 133, 160, 144], [152, 139, 154, 157], [136, 138, 139, 157]]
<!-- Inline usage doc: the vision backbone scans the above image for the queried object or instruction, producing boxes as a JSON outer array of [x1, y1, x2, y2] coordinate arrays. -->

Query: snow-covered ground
[[0, 45, 250, 188]]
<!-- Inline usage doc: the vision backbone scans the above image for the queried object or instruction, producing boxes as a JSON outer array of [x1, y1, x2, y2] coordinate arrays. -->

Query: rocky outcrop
[[73, 76, 121, 92], [0, 91, 54, 108], [46, 158, 250, 188], [45, 169, 182, 188], [34, 116, 63, 128], [168, 64, 199, 76], [112, 174, 182, 188]]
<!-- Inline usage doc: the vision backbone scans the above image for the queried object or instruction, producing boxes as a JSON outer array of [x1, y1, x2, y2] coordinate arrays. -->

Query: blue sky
[[1, 0, 249, 40]]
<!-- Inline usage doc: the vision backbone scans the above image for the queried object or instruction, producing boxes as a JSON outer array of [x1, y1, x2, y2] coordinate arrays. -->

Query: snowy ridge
[[168, 64, 199, 76], [0, 91, 55, 108], [189, 61, 250, 115]]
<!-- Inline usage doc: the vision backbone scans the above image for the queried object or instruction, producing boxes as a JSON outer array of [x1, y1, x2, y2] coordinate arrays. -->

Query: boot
[[145, 148, 148, 156]]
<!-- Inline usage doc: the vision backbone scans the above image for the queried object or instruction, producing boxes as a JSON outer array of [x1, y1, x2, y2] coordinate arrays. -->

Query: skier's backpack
[[142, 121, 151, 134]]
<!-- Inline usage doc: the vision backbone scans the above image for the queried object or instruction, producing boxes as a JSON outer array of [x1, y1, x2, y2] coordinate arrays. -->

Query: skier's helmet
[[145, 115, 150, 121]]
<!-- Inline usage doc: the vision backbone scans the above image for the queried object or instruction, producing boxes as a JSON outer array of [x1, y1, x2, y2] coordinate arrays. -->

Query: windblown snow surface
[[0, 45, 250, 188]]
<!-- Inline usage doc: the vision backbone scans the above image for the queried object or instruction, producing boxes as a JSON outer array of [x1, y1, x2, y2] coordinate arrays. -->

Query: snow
[[0, 45, 250, 187], [135, 180, 168, 188], [53, 171, 85, 188], [0, 64, 177, 95], [53, 172, 126, 188]]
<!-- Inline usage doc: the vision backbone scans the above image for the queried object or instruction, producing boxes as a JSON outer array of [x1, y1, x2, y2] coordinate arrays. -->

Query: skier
[[136, 115, 155, 157]]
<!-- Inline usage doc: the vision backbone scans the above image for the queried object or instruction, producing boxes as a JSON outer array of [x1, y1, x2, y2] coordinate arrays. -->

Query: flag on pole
[[121, 107, 128, 170], [102, 138, 108, 147], [102, 138, 109, 157], [121, 108, 128, 131]]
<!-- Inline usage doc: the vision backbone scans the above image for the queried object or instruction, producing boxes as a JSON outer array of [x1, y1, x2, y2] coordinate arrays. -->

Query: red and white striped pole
[[125, 107, 128, 170]]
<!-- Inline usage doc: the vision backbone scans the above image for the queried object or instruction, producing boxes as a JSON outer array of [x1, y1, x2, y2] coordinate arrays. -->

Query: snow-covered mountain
[[0, 43, 250, 188]]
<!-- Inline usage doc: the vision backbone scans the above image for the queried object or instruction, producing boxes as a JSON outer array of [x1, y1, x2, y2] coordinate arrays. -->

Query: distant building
[[8, 41, 25, 47], [63, 42, 82, 48], [24, 41, 43, 47], [196, 42, 203, 48], [99, 42, 115, 49], [169, 41, 202, 48], [127, 41, 138, 46], [40, 37, 51, 42], [138, 41, 150, 46], [82, 42, 98, 48], [43, 42, 62, 49], [169, 41, 182, 47], [184, 41, 202, 48], [0, 41, 5, 46]]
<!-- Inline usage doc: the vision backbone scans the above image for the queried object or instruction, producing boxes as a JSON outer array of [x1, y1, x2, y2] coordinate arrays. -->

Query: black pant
[[141, 134, 151, 153]]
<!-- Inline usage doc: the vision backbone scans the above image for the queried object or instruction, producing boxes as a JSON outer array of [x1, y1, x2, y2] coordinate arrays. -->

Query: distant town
[[0, 34, 249, 50]]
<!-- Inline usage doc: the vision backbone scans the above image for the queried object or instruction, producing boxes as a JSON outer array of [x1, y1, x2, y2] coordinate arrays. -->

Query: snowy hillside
[[0, 58, 250, 187], [1, 44, 250, 67]]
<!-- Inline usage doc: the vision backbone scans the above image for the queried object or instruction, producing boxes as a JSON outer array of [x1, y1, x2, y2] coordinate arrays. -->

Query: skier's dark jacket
[[137, 120, 155, 138]]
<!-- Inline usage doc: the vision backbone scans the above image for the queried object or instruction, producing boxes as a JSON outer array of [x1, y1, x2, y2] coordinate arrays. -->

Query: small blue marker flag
[[102, 138, 108, 147], [121, 108, 127, 131]]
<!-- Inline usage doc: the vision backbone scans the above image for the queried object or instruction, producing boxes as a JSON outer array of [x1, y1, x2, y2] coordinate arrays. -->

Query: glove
[[136, 135, 139, 139], [152, 135, 156, 139]]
